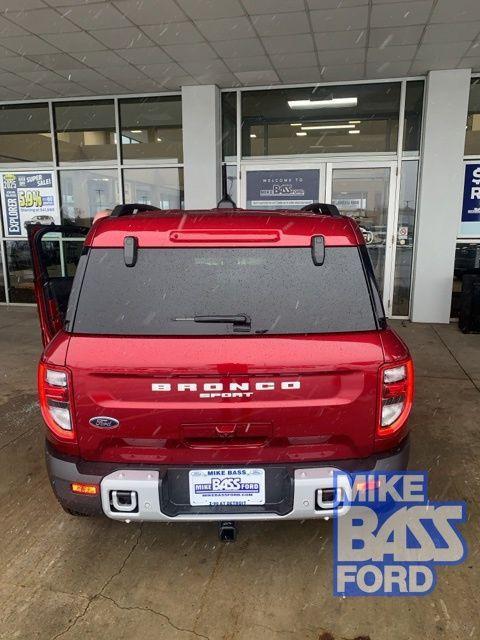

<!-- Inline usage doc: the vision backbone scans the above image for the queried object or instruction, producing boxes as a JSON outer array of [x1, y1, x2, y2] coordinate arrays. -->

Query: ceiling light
[[301, 124, 355, 131], [349, 120, 361, 124], [296, 132, 307, 136], [288, 97, 357, 109], [156, 137, 163, 142], [130, 129, 143, 133], [290, 123, 302, 126], [250, 133, 257, 138], [348, 130, 360, 135]]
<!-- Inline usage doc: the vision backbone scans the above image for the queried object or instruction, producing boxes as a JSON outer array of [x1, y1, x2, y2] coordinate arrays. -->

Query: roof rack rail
[[110, 203, 162, 217], [300, 203, 341, 216]]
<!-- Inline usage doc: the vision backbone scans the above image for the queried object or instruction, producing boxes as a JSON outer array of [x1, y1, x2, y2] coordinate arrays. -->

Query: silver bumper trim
[[100, 467, 353, 522]]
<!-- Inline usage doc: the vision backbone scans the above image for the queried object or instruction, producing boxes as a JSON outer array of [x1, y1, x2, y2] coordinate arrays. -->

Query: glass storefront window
[[119, 97, 182, 164], [6, 239, 60, 303], [5, 241, 34, 303], [59, 169, 119, 227], [54, 100, 116, 164], [2, 96, 184, 305], [451, 242, 480, 318], [123, 168, 184, 209], [392, 160, 418, 316], [0, 104, 52, 164], [222, 92, 237, 162], [64, 241, 84, 277], [241, 84, 401, 157], [465, 79, 480, 155], [403, 81, 424, 155]]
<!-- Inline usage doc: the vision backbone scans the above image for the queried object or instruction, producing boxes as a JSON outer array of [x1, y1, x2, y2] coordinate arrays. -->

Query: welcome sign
[[246, 169, 320, 209]]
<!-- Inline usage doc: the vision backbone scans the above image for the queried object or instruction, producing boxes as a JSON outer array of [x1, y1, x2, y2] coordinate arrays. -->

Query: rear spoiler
[[108, 202, 341, 217], [300, 203, 341, 216], [110, 203, 162, 217]]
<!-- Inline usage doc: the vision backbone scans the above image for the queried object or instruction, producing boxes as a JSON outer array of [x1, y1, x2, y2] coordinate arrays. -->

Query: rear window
[[67, 247, 377, 335]]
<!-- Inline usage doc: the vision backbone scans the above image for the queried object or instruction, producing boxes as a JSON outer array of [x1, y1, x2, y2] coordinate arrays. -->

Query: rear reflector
[[71, 483, 98, 495], [355, 478, 381, 492], [378, 359, 414, 437]]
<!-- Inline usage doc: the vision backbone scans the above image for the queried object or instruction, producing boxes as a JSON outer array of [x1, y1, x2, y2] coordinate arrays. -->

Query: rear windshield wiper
[[173, 314, 252, 332]]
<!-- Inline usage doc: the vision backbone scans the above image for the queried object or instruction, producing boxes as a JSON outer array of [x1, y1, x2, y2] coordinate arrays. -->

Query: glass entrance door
[[326, 162, 397, 313]]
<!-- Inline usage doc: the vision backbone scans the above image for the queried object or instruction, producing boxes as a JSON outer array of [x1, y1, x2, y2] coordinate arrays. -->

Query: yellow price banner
[[18, 190, 43, 208]]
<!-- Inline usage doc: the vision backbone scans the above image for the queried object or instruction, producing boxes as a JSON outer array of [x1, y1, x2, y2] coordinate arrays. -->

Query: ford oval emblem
[[89, 416, 119, 429]]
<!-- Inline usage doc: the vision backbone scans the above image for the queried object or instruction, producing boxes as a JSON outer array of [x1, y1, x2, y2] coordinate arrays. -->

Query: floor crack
[[50, 524, 144, 639], [432, 326, 480, 393], [100, 522, 144, 596], [50, 598, 94, 640], [0, 426, 36, 453], [98, 594, 210, 639]]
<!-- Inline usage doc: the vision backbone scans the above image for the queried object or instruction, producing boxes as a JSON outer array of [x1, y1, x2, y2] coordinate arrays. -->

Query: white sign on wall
[[0, 171, 59, 238]]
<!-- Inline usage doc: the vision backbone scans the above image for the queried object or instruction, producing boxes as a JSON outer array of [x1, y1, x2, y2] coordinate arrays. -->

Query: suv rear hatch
[[65, 241, 385, 465]]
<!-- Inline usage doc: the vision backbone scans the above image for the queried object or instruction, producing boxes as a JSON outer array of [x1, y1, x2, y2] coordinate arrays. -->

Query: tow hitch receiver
[[218, 521, 237, 542]]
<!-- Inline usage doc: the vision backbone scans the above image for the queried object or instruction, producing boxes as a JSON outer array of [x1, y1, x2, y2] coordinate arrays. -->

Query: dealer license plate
[[189, 468, 266, 506]]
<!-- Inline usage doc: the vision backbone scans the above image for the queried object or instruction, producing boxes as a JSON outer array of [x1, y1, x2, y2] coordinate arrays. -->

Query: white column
[[411, 69, 471, 323], [181, 85, 222, 210]]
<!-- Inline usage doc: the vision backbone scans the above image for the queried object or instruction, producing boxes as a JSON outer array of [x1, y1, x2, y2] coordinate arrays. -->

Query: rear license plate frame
[[188, 468, 266, 506]]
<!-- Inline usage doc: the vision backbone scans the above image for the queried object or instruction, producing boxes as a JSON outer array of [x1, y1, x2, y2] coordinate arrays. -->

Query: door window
[[331, 167, 390, 294], [392, 161, 418, 316]]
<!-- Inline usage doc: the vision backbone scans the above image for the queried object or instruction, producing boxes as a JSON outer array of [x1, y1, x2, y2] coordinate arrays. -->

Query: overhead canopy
[[0, 0, 477, 100]]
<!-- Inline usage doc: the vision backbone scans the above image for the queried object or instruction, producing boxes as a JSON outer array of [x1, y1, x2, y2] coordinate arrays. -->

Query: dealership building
[[0, 0, 480, 324]]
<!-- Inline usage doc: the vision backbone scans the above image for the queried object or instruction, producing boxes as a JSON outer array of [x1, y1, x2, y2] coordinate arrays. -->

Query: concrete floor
[[0, 306, 479, 640]]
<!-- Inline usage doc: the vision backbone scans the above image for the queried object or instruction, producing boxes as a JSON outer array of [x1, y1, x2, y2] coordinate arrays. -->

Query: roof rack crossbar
[[300, 203, 341, 216], [110, 203, 162, 217]]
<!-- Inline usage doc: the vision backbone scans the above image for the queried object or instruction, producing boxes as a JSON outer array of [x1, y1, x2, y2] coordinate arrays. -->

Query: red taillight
[[377, 359, 414, 437], [38, 362, 76, 441]]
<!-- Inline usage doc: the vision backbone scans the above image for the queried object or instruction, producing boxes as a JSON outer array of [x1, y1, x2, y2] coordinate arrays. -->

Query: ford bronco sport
[[29, 203, 413, 533]]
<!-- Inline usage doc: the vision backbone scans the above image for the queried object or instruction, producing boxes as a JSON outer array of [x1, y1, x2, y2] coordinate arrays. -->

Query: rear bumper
[[46, 438, 409, 521]]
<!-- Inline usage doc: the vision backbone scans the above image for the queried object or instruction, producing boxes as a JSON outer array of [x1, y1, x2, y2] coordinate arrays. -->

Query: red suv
[[29, 204, 413, 534]]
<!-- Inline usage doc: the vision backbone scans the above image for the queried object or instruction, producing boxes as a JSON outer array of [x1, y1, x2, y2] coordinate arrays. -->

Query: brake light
[[38, 362, 76, 441], [378, 360, 414, 437]]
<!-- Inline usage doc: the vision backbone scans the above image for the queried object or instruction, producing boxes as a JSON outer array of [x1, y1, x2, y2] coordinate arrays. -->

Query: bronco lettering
[[151, 380, 301, 395]]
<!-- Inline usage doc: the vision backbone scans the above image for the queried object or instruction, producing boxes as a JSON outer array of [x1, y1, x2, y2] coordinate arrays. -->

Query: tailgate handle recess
[[215, 424, 237, 437]]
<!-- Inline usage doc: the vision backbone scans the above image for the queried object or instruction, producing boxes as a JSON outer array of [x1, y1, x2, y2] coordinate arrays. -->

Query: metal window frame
[[0, 93, 183, 306], [220, 79, 424, 319], [1, 77, 426, 310]]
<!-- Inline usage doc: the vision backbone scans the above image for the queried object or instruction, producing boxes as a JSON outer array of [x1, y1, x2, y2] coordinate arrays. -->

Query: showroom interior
[[0, 1, 479, 325]]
